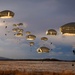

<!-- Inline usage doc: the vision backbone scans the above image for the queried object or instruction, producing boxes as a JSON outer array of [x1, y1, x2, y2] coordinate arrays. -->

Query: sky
[[0, 0, 75, 60]]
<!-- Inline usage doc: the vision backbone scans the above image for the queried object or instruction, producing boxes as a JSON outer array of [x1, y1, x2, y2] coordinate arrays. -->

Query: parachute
[[60, 22, 75, 36], [41, 37, 48, 41], [18, 23, 23, 26], [46, 29, 57, 35], [37, 46, 50, 53], [29, 42, 34, 46], [14, 33, 23, 37], [26, 34, 36, 40], [0, 10, 14, 18], [13, 24, 18, 27], [12, 28, 19, 32], [26, 31, 31, 35], [18, 29, 24, 33]]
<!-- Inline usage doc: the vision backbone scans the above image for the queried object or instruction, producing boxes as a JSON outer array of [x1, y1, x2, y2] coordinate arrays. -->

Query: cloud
[[48, 51, 75, 60], [35, 29, 75, 46], [0, 0, 75, 59], [72, 44, 75, 49], [49, 51, 63, 56]]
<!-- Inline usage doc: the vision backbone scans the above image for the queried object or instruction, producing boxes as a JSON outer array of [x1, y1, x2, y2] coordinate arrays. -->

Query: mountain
[[0, 57, 9, 59], [0, 56, 13, 60], [0, 57, 75, 62]]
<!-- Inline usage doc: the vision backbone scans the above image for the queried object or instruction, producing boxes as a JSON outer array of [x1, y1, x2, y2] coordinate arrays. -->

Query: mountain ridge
[[0, 57, 75, 62]]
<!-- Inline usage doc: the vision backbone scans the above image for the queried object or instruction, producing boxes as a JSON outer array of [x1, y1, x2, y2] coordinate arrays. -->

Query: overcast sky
[[0, 0, 75, 60]]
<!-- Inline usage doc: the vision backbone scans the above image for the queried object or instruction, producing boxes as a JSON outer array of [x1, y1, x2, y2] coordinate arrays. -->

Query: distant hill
[[11, 58, 75, 62], [0, 57, 75, 62], [42, 58, 61, 61], [7, 58, 64, 61], [0, 57, 9, 59], [0, 56, 13, 60]]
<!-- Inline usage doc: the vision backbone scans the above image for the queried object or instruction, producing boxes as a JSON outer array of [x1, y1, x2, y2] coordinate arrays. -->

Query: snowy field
[[0, 61, 75, 73]]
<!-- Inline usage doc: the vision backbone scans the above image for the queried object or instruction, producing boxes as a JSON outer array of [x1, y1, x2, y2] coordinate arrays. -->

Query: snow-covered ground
[[0, 61, 75, 73]]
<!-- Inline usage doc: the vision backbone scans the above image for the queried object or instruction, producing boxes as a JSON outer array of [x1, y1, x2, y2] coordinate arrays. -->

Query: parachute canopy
[[18, 29, 23, 33], [46, 29, 57, 35], [29, 42, 34, 46], [14, 33, 23, 37], [18, 23, 23, 26], [26, 31, 31, 35], [26, 34, 36, 40], [12, 27, 24, 33], [37, 46, 50, 53], [12, 28, 19, 32], [60, 22, 75, 36], [41, 37, 48, 41], [13, 24, 18, 27], [0, 10, 14, 18]]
